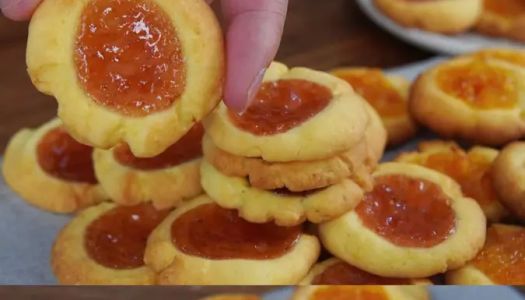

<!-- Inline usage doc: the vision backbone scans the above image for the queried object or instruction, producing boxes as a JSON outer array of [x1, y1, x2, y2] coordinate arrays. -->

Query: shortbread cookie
[[204, 62, 370, 162], [319, 162, 486, 278], [201, 161, 363, 226], [410, 55, 525, 146], [93, 123, 204, 209], [374, 0, 482, 33], [332, 68, 417, 146], [292, 286, 430, 300], [396, 141, 508, 222], [476, 0, 525, 42], [27, 0, 224, 157], [144, 195, 320, 284], [51, 202, 169, 284], [447, 224, 525, 285], [2, 118, 105, 213]]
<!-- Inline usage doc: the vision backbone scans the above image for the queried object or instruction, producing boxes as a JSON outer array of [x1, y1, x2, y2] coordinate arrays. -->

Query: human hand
[[0, 0, 288, 113]]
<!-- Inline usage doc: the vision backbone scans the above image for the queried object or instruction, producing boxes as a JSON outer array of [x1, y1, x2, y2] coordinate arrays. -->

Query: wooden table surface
[[0, 0, 431, 152]]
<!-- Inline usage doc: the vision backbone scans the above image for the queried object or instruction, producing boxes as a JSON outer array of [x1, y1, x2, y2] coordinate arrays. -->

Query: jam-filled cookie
[[292, 286, 430, 300], [492, 142, 525, 221], [300, 258, 431, 285], [319, 162, 486, 278], [410, 54, 525, 146], [203, 101, 386, 192], [2, 118, 105, 213], [374, 0, 482, 34], [331, 68, 417, 146], [446, 224, 525, 285], [204, 62, 370, 162], [472, 48, 525, 69], [27, 0, 224, 157], [201, 161, 364, 226], [51, 202, 170, 284], [396, 141, 508, 222], [144, 195, 320, 284], [93, 123, 204, 209], [476, 0, 525, 42]]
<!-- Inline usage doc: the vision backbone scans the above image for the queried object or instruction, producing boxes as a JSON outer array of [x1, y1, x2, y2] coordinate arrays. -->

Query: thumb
[[1, 0, 41, 21]]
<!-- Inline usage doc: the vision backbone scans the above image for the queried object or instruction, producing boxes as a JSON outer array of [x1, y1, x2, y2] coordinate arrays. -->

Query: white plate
[[356, 0, 523, 55]]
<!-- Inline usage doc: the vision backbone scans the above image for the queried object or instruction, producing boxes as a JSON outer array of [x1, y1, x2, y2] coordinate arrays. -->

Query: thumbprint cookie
[[27, 0, 224, 157], [396, 141, 508, 222], [144, 195, 320, 284], [2, 118, 105, 213], [51, 202, 170, 284], [447, 224, 525, 285], [331, 68, 417, 146], [374, 0, 482, 34], [410, 54, 525, 146], [204, 62, 370, 162], [292, 286, 430, 300], [476, 0, 525, 42], [93, 123, 204, 209], [319, 162, 486, 278]]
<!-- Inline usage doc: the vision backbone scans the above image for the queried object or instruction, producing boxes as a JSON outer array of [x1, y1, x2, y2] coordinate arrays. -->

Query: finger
[[221, 0, 288, 113], [0, 0, 41, 21]]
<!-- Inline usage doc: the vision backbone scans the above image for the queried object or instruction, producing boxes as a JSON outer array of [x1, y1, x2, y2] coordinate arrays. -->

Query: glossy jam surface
[[171, 203, 302, 259], [229, 79, 332, 135], [356, 175, 455, 248], [85, 203, 169, 269], [75, 0, 185, 116], [312, 261, 411, 285], [473, 226, 525, 284], [484, 0, 525, 18], [437, 61, 517, 109], [335, 69, 405, 117], [37, 127, 97, 184], [310, 286, 388, 300], [422, 149, 497, 206], [114, 123, 204, 170]]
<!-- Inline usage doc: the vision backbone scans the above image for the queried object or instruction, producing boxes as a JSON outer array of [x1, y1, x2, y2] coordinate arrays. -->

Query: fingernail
[[243, 68, 266, 113], [0, 0, 19, 10]]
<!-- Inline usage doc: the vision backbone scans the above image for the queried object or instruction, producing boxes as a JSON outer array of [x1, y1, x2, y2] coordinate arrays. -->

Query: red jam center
[[171, 203, 302, 259], [229, 79, 332, 135], [312, 261, 411, 285], [310, 287, 388, 300], [85, 203, 170, 269], [75, 0, 185, 116], [473, 225, 525, 284], [37, 127, 97, 184], [114, 123, 204, 170], [356, 175, 455, 248]]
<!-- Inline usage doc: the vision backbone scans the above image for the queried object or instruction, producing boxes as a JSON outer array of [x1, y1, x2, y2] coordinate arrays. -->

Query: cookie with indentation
[[396, 140, 508, 222], [292, 286, 430, 300], [27, 0, 224, 157], [2, 118, 106, 213], [93, 123, 204, 209], [51, 202, 170, 284], [446, 224, 525, 285], [374, 0, 482, 33], [319, 162, 486, 278], [476, 0, 525, 42], [144, 195, 320, 284], [331, 68, 417, 146], [410, 55, 525, 146], [204, 62, 370, 162]]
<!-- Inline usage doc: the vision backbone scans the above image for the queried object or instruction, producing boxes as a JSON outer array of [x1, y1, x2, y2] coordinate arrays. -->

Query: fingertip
[[1, 0, 41, 21]]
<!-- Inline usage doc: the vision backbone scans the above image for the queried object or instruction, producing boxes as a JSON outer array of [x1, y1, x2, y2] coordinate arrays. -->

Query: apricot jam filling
[[37, 127, 97, 184], [171, 203, 302, 259], [85, 203, 170, 269], [473, 226, 525, 284], [422, 149, 498, 207], [356, 175, 455, 248], [310, 286, 388, 300], [229, 79, 332, 135], [75, 0, 185, 116], [113, 123, 204, 170], [437, 61, 518, 109], [334, 69, 406, 117], [312, 261, 410, 285], [484, 0, 525, 18]]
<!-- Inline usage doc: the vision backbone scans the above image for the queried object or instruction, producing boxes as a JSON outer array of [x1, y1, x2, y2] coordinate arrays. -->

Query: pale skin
[[0, 0, 289, 113]]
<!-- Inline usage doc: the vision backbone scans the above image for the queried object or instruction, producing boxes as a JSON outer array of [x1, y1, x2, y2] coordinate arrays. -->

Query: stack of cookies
[[201, 62, 387, 227]]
